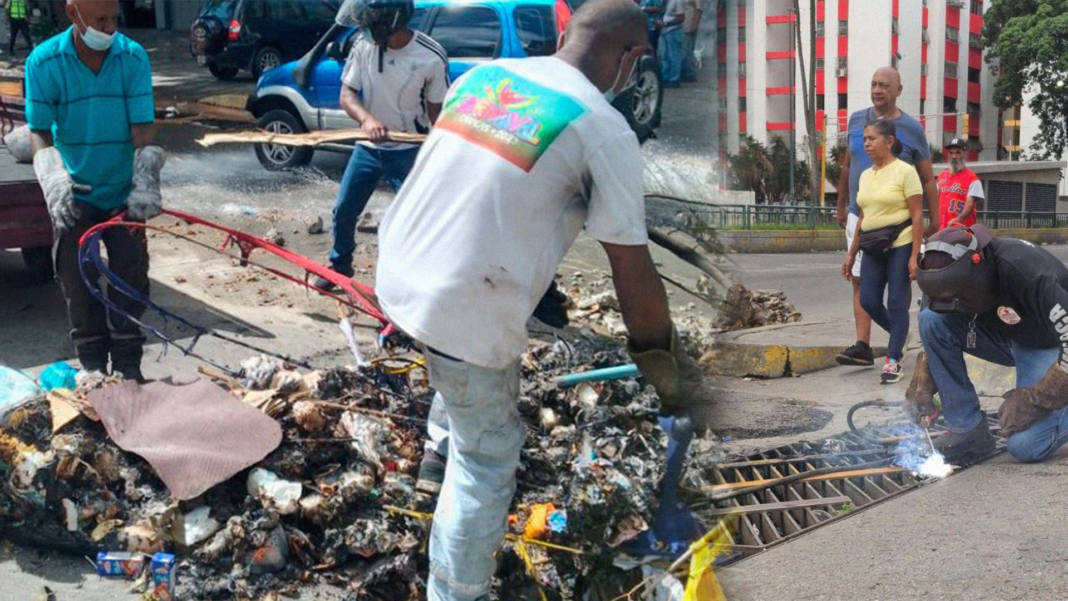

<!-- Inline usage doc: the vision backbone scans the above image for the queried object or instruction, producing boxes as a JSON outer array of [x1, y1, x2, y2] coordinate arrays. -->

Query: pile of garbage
[[712, 284, 802, 331], [0, 329, 686, 600]]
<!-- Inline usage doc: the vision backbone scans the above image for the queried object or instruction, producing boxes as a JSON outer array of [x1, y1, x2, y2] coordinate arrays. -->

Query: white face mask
[[75, 6, 115, 51], [604, 52, 639, 103]]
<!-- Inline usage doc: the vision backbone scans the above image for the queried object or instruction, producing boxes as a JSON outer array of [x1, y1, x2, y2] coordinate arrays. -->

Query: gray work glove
[[627, 325, 711, 422], [125, 145, 166, 221], [33, 146, 80, 232]]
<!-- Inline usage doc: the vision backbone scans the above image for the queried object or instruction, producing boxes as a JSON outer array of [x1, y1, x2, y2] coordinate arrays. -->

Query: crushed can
[[95, 551, 147, 578], [150, 552, 177, 600]]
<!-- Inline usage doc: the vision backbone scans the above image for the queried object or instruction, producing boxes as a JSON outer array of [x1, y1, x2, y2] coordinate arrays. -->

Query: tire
[[252, 46, 284, 79], [254, 109, 314, 171], [208, 62, 239, 80], [21, 246, 53, 283], [612, 55, 663, 143]]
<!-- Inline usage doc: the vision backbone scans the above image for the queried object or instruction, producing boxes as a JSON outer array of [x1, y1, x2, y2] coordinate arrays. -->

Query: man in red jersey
[[937, 138, 984, 229]]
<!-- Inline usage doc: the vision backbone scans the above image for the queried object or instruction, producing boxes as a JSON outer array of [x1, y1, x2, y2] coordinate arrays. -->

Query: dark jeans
[[55, 203, 149, 371], [8, 17, 32, 53], [328, 145, 419, 271], [859, 244, 912, 361]]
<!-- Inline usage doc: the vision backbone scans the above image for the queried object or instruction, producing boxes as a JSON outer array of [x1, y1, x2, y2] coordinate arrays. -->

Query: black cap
[[945, 138, 967, 151]]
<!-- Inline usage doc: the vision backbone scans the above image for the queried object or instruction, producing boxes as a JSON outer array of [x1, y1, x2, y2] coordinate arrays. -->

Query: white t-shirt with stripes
[[341, 30, 450, 149]]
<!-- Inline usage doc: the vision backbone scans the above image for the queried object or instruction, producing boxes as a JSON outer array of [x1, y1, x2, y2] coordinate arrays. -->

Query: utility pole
[[793, 0, 820, 206], [788, 7, 796, 204]]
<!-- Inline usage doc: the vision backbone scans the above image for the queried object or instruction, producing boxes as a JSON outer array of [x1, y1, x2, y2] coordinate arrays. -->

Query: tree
[[826, 141, 848, 190], [984, 0, 1068, 159], [726, 135, 812, 204]]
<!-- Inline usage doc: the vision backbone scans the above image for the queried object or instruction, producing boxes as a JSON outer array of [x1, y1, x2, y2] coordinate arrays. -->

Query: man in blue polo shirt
[[26, 0, 165, 382], [834, 66, 938, 367]]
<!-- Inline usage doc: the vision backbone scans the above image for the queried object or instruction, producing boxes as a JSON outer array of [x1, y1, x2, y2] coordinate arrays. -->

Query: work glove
[[627, 325, 711, 423], [904, 350, 939, 426], [33, 146, 80, 232], [125, 145, 166, 221], [998, 363, 1068, 436], [532, 281, 570, 329]]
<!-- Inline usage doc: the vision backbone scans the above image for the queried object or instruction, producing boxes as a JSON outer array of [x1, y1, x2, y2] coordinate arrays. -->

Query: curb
[[699, 321, 889, 378]]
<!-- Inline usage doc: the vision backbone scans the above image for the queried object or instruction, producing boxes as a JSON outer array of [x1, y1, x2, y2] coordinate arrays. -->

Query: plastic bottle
[[39, 361, 78, 391]]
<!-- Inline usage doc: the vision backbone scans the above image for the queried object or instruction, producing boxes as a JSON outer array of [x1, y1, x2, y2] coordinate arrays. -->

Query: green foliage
[[984, 0, 1068, 159], [726, 134, 813, 204], [825, 141, 847, 188], [929, 143, 943, 164]]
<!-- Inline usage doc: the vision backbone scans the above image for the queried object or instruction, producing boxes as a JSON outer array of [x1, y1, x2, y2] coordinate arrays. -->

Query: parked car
[[189, 0, 341, 80], [246, 0, 663, 170]]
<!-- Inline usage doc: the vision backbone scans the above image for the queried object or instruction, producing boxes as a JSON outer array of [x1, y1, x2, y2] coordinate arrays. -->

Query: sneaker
[[416, 450, 446, 495], [880, 358, 903, 384], [836, 341, 875, 366], [934, 420, 996, 464], [312, 265, 354, 293]]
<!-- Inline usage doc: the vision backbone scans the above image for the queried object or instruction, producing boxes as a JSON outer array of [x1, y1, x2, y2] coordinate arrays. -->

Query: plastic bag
[[0, 364, 44, 423]]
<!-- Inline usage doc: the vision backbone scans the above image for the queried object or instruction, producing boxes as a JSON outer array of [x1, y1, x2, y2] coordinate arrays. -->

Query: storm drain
[[689, 412, 1006, 565]]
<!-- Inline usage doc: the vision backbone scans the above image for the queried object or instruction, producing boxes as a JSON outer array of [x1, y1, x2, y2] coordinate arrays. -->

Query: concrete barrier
[[717, 227, 1068, 254]]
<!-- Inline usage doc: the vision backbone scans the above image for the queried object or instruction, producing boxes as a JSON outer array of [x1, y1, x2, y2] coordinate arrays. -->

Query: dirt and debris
[[712, 284, 802, 331], [0, 325, 727, 600]]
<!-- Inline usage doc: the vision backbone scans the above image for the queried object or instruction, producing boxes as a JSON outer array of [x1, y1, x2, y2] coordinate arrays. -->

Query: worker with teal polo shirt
[[25, 0, 165, 383]]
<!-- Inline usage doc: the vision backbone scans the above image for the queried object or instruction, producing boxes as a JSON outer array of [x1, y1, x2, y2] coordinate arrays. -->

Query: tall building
[[712, 0, 997, 163]]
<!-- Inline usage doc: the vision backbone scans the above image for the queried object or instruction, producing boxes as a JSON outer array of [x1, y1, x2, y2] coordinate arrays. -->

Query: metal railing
[[646, 201, 1068, 231]]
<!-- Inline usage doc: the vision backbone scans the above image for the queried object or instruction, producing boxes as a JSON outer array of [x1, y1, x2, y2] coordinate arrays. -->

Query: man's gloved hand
[[998, 363, 1068, 436], [126, 146, 166, 221], [904, 350, 939, 425], [33, 146, 80, 232], [998, 390, 1050, 437], [627, 325, 709, 421], [532, 281, 570, 329]]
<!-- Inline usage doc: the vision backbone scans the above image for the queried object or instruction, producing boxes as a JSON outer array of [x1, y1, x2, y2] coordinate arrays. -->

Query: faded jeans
[[919, 309, 1068, 462], [329, 145, 418, 271], [659, 28, 683, 85], [422, 349, 524, 601]]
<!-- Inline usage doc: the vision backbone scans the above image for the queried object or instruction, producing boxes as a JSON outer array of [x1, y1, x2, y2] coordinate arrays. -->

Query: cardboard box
[[95, 551, 146, 578], [150, 553, 176, 601]]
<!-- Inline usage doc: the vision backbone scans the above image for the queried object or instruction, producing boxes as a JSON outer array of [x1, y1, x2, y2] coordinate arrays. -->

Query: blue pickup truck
[[246, 0, 663, 170]]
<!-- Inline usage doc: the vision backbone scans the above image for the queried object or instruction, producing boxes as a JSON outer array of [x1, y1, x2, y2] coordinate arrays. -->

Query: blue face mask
[[604, 52, 638, 103], [75, 6, 115, 51]]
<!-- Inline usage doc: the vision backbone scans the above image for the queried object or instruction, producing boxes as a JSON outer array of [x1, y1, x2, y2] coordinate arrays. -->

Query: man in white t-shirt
[[313, 0, 449, 291], [376, 0, 709, 598]]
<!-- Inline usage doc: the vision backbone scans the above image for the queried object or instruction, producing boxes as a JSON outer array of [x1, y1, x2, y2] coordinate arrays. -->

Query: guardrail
[[648, 200, 1068, 231]]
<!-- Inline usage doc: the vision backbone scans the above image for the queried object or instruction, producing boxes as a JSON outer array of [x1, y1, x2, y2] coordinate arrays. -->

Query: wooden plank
[[197, 127, 427, 148], [703, 467, 904, 492], [704, 496, 854, 517]]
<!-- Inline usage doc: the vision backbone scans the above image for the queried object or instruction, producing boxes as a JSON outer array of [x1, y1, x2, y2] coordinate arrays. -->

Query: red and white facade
[[712, 0, 997, 163]]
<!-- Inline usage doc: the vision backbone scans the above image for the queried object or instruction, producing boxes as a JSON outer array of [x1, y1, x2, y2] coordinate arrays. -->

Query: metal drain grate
[[690, 412, 1006, 565]]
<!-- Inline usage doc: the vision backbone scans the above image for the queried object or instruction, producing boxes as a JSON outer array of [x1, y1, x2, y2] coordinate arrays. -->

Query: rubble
[[712, 283, 802, 331]]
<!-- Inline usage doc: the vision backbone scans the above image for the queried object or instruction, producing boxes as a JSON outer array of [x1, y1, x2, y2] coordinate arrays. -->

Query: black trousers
[[54, 203, 149, 371], [8, 17, 32, 53]]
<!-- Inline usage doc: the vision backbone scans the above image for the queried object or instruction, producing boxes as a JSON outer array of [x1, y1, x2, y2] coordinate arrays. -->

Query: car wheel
[[612, 56, 662, 143], [208, 62, 239, 80], [254, 109, 314, 171], [21, 246, 53, 283], [252, 46, 284, 79]]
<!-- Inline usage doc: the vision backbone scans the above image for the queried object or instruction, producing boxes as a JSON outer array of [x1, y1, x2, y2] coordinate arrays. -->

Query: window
[[513, 5, 556, 57], [922, 27, 929, 44], [838, 93, 847, 111], [837, 56, 847, 72], [429, 6, 502, 58], [970, 1, 983, 15], [921, 63, 928, 76], [717, 62, 727, 78], [920, 99, 925, 115], [967, 102, 981, 118], [738, 26, 746, 41], [739, 62, 746, 78], [943, 95, 957, 113], [838, 19, 847, 36], [815, 21, 824, 37], [739, 96, 747, 112], [946, 26, 959, 43], [717, 26, 726, 42], [892, 17, 899, 35], [718, 95, 728, 110], [969, 33, 983, 50], [815, 57, 824, 71], [817, 94, 825, 110], [968, 66, 981, 84], [945, 62, 958, 79]]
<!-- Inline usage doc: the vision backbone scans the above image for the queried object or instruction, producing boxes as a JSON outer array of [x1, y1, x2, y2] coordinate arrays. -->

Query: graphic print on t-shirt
[[436, 65, 586, 172]]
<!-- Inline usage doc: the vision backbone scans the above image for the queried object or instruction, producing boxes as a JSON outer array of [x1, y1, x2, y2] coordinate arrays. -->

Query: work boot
[[934, 420, 996, 464], [416, 450, 446, 495], [113, 364, 147, 384], [836, 341, 874, 366], [75, 338, 110, 374], [313, 265, 355, 293]]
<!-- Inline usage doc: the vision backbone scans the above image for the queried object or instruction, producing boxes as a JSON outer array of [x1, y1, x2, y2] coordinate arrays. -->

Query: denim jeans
[[329, 145, 419, 271], [859, 244, 912, 361], [423, 350, 524, 601], [659, 28, 683, 85], [681, 32, 697, 81], [918, 308, 1068, 462]]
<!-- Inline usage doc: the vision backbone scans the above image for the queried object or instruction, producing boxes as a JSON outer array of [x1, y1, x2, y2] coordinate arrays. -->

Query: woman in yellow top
[[842, 118, 925, 384]]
